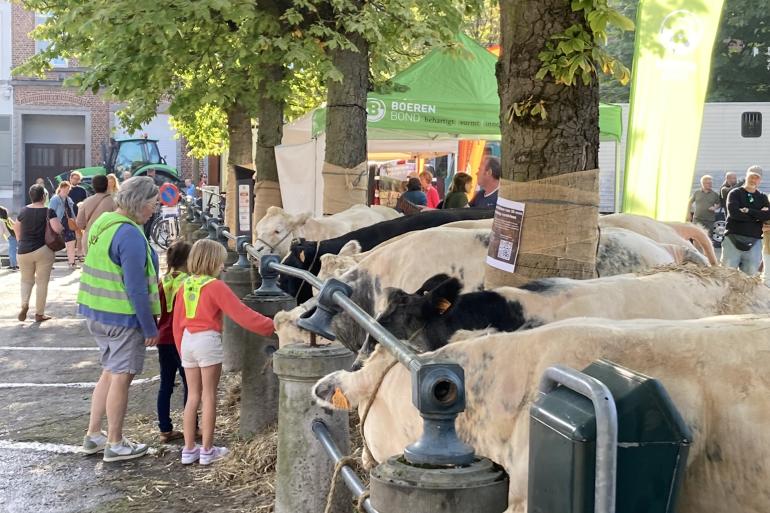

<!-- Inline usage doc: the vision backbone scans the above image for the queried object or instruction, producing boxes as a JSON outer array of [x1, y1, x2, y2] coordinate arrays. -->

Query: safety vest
[[182, 275, 216, 319], [161, 271, 188, 313], [2, 218, 13, 236], [77, 212, 161, 316]]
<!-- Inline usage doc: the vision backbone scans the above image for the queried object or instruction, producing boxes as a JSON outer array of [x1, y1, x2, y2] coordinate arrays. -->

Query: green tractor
[[52, 137, 182, 191]]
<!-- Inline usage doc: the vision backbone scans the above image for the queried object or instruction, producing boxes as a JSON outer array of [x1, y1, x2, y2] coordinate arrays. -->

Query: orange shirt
[[172, 279, 274, 352]]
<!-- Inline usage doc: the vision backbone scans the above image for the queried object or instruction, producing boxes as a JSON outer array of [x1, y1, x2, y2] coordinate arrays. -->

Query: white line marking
[[0, 375, 161, 389], [0, 440, 160, 455], [0, 346, 158, 352]]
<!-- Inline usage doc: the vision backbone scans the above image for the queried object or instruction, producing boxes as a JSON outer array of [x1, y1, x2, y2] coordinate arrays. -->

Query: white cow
[[314, 315, 770, 513], [253, 205, 401, 259]]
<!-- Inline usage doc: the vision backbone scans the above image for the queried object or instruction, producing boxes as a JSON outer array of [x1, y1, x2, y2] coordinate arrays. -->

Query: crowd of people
[[688, 165, 769, 282]]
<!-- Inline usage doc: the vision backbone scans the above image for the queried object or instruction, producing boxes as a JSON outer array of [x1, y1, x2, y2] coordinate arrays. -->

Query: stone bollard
[[221, 265, 258, 372], [370, 456, 509, 513], [273, 343, 355, 513], [181, 220, 202, 243], [239, 292, 296, 437]]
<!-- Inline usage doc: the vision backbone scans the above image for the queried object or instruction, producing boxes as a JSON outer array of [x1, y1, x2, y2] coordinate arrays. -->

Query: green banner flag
[[623, 0, 724, 221]]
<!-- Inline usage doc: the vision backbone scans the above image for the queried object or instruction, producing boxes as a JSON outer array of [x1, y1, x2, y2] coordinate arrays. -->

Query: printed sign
[[486, 197, 525, 273], [238, 184, 251, 232]]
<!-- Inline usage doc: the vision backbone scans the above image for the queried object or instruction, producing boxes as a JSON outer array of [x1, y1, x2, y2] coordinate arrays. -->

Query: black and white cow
[[355, 265, 770, 364], [277, 208, 494, 302]]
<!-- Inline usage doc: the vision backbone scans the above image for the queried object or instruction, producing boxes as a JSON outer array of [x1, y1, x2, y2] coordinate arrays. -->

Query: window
[[741, 112, 762, 138], [34, 13, 68, 68]]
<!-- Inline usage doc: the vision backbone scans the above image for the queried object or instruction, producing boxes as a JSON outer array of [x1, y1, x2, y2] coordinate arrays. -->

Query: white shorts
[[181, 330, 224, 368]]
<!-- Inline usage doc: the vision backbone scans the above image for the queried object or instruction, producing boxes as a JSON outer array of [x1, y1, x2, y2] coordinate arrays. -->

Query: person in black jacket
[[722, 166, 770, 275]]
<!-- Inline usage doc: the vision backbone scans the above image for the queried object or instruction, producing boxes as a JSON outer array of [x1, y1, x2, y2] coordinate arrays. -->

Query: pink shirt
[[425, 186, 440, 209]]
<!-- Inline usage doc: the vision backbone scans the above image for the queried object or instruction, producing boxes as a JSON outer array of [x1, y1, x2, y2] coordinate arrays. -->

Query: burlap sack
[[484, 169, 600, 289], [322, 161, 368, 215], [252, 180, 283, 237]]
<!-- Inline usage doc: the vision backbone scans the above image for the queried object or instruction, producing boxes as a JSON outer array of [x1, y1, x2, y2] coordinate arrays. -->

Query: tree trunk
[[253, 64, 285, 229], [322, 29, 369, 214], [225, 101, 254, 239], [487, 0, 600, 287], [498, 0, 599, 180]]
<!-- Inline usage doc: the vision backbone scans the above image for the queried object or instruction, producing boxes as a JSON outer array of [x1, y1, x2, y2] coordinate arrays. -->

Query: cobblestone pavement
[[0, 261, 264, 513]]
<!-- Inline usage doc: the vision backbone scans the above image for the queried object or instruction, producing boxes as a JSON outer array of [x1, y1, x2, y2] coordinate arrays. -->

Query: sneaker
[[82, 431, 108, 455], [102, 437, 148, 462], [199, 446, 229, 465], [181, 445, 200, 465]]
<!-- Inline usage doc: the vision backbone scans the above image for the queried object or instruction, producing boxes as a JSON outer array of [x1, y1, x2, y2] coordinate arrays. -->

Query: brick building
[[2, 2, 202, 212]]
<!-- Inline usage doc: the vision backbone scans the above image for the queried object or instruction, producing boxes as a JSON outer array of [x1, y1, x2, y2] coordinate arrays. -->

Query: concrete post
[[220, 266, 258, 373], [273, 343, 355, 513], [182, 220, 202, 243], [370, 456, 509, 513], [239, 292, 296, 437]]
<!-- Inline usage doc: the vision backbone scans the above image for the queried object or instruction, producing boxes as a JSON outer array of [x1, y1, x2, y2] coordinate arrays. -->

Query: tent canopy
[[307, 34, 623, 142]]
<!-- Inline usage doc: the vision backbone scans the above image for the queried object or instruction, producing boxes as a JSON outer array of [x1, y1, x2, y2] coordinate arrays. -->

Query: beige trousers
[[18, 245, 56, 315]]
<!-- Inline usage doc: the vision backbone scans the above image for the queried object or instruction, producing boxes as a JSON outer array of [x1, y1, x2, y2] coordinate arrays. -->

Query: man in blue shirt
[[469, 156, 501, 208]]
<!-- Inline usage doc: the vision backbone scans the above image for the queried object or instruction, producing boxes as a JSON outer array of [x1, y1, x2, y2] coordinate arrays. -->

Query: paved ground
[[0, 261, 269, 513]]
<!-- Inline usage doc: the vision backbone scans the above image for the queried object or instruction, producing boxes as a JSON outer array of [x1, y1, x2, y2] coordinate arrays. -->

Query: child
[[156, 240, 192, 443], [173, 239, 274, 465], [0, 206, 18, 270]]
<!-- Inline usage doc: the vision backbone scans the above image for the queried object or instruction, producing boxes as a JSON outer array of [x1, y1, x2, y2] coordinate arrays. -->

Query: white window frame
[[34, 13, 68, 68]]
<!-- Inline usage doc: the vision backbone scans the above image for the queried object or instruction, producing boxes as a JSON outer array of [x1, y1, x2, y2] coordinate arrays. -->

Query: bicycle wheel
[[152, 217, 175, 250]]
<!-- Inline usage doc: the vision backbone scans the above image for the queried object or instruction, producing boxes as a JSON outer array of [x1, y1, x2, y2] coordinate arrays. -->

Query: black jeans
[[156, 344, 188, 432]]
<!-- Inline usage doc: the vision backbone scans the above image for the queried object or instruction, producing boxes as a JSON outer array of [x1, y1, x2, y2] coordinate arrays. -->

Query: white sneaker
[[181, 444, 200, 465], [102, 437, 148, 462], [199, 446, 229, 465], [82, 432, 108, 455]]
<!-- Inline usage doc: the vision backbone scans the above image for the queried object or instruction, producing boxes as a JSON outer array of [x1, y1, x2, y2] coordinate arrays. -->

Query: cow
[[277, 208, 495, 302], [436, 214, 714, 267], [601, 213, 718, 265], [312, 315, 770, 513], [356, 265, 770, 361], [253, 204, 402, 260], [274, 226, 683, 352]]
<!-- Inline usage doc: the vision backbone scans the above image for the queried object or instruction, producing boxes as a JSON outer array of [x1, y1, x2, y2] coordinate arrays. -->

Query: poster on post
[[486, 197, 525, 273], [238, 184, 251, 234]]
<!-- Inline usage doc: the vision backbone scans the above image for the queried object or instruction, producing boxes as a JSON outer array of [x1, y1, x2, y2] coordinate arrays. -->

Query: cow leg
[[312, 345, 397, 410]]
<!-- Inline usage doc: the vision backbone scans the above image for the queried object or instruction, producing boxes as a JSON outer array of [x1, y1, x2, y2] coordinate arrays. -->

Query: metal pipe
[[312, 420, 379, 513], [538, 366, 618, 513]]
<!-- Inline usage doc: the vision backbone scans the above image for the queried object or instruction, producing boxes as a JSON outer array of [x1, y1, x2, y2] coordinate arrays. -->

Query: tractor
[[51, 137, 182, 192]]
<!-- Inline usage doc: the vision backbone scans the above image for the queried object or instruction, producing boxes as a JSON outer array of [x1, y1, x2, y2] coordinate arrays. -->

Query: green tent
[[312, 34, 622, 142]]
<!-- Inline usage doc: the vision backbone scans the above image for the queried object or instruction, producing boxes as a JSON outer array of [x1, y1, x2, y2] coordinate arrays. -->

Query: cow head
[[254, 206, 312, 259], [356, 274, 461, 366], [278, 239, 319, 303], [318, 241, 362, 281]]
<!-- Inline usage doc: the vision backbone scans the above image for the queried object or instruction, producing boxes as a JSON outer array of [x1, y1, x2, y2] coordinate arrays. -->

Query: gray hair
[[114, 176, 158, 221], [700, 174, 713, 184]]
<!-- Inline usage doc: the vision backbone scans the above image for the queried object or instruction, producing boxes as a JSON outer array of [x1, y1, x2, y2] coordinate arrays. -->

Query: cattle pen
[[178, 197, 693, 513]]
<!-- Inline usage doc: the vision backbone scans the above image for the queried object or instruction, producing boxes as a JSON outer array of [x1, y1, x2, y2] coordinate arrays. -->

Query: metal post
[[538, 365, 618, 513]]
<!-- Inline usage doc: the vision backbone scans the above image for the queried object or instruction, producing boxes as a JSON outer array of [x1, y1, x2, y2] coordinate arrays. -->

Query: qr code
[[497, 240, 513, 261]]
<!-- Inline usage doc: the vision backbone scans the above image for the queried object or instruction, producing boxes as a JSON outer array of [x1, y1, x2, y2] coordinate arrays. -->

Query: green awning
[[312, 34, 622, 142]]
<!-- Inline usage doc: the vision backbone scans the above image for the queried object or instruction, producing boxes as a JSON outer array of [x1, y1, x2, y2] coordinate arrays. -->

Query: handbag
[[45, 216, 66, 252], [64, 200, 79, 232], [727, 233, 757, 252]]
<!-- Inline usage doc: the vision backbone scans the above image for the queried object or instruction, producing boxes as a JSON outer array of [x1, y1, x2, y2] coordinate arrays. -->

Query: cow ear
[[297, 250, 305, 263], [339, 240, 362, 257], [292, 212, 312, 226], [424, 278, 461, 317]]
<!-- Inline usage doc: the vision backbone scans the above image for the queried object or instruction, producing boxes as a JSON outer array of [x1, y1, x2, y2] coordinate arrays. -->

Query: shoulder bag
[[45, 212, 66, 252]]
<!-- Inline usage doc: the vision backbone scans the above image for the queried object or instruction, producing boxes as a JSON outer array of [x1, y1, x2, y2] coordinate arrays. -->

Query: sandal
[[159, 430, 184, 443], [18, 305, 29, 322], [35, 314, 52, 323]]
